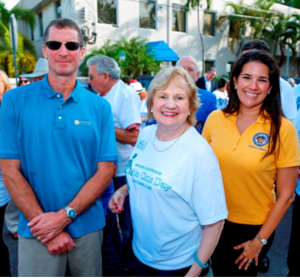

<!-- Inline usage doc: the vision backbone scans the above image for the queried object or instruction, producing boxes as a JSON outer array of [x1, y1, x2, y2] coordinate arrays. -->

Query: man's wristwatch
[[63, 206, 77, 220], [256, 234, 267, 245]]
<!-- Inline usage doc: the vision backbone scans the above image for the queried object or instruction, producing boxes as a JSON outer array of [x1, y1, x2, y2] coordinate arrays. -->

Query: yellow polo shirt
[[202, 110, 300, 225]]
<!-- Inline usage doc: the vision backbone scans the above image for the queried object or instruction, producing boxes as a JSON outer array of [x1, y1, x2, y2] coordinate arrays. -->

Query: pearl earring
[[267, 91, 270, 95], [151, 110, 153, 113], [188, 113, 190, 115], [234, 86, 237, 90]]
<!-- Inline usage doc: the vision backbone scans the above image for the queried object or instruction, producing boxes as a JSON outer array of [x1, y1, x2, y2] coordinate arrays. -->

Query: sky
[[2, 0, 20, 10]]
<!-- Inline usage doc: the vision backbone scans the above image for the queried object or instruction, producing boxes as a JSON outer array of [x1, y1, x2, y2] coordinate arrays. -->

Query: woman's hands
[[108, 184, 128, 213], [234, 237, 263, 270]]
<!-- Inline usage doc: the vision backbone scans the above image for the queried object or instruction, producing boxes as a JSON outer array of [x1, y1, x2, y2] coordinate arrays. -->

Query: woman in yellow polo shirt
[[202, 50, 300, 277]]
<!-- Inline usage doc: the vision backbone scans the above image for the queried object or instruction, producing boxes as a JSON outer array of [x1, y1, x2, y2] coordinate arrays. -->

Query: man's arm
[[0, 158, 44, 221], [28, 161, 114, 243], [115, 127, 139, 146]]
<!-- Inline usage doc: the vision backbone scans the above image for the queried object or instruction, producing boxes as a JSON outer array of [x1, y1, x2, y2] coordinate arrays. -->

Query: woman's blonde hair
[[146, 67, 199, 126], [0, 70, 12, 102]]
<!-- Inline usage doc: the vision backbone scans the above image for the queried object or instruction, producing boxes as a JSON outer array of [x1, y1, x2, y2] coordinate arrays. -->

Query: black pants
[[211, 220, 274, 277], [0, 203, 11, 277], [135, 256, 190, 277], [113, 176, 135, 273], [287, 193, 300, 277]]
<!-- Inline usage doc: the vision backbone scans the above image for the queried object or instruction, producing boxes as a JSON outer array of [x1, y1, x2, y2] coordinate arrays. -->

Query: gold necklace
[[153, 125, 188, 152]]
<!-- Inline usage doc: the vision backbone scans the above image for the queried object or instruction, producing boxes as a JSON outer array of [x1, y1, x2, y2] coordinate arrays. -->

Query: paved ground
[[3, 204, 294, 277]]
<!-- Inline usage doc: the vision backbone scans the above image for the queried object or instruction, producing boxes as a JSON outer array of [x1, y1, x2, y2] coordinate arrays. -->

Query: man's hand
[[45, 231, 76, 255], [28, 210, 71, 243]]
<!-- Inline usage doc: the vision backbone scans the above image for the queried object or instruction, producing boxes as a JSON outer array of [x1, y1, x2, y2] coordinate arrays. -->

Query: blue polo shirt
[[0, 76, 118, 238], [195, 88, 217, 124]]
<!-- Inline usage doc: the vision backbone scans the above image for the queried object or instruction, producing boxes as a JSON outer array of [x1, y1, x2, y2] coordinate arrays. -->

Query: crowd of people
[[0, 18, 299, 277]]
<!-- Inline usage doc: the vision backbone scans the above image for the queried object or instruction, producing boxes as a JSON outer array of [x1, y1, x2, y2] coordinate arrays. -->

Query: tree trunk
[[197, 5, 205, 75]]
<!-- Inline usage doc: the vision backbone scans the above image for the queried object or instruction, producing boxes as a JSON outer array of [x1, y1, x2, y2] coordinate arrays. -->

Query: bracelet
[[193, 252, 208, 269]]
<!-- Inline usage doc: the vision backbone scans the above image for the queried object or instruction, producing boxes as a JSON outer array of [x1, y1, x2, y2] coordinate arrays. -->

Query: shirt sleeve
[[98, 102, 118, 162], [117, 91, 142, 129], [190, 157, 228, 225], [202, 113, 213, 143], [0, 93, 20, 159]]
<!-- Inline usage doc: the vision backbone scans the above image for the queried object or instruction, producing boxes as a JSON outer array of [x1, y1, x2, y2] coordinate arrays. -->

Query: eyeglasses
[[89, 73, 103, 81], [19, 79, 30, 85], [45, 41, 83, 51]]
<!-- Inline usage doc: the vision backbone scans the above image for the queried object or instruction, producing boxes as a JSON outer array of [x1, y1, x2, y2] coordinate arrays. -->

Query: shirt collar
[[225, 111, 271, 124], [42, 74, 81, 102]]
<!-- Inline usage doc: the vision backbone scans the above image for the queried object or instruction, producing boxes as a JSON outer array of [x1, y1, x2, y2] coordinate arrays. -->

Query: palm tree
[[185, 0, 206, 74], [0, 2, 37, 77], [218, 0, 299, 67], [79, 36, 161, 78]]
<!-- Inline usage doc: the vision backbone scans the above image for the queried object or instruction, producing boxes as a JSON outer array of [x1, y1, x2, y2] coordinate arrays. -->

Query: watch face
[[262, 239, 267, 245], [69, 210, 76, 218]]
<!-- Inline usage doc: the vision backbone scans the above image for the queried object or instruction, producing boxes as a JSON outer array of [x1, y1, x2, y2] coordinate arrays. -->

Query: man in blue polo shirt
[[0, 18, 118, 277]]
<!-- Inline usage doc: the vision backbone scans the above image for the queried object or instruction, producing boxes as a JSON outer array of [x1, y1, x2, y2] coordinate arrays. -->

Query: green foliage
[[0, 2, 36, 29], [80, 36, 161, 78], [218, 0, 300, 66], [280, 0, 300, 9], [0, 1, 37, 77]]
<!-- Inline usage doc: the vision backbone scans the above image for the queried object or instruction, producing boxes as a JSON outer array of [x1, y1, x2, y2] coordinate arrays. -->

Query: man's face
[[177, 57, 200, 82], [42, 26, 85, 78], [88, 64, 107, 95], [206, 70, 216, 81]]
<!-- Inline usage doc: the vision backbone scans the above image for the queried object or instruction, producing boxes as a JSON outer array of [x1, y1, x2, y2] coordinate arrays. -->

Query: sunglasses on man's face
[[19, 79, 30, 85], [45, 41, 83, 51]]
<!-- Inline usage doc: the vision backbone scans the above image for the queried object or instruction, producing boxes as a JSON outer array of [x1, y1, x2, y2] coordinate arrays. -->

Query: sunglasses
[[45, 41, 83, 51], [19, 79, 30, 85]]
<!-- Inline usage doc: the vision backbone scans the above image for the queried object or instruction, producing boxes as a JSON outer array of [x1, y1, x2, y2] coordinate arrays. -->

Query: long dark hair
[[224, 50, 283, 158]]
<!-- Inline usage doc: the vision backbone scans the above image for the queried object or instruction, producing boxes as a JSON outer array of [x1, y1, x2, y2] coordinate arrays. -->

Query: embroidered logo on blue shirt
[[253, 133, 270, 147], [136, 140, 147, 151]]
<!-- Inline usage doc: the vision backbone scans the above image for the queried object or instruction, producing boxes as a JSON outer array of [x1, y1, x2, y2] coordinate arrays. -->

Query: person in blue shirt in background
[[176, 56, 217, 134]]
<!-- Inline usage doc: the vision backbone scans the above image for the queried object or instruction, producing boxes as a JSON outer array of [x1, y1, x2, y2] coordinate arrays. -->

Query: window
[[203, 11, 216, 36], [55, 0, 62, 19], [98, 0, 117, 25], [172, 4, 186, 32], [38, 12, 43, 37], [205, 61, 214, 73], [140, 0, 156, 29]]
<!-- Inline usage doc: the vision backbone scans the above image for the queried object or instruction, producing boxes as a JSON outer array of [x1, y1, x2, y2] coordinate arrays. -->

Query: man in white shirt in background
[[87, 55, 141, 276]]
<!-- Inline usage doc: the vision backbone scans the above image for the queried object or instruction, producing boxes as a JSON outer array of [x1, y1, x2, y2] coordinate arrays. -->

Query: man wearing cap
[[87, 55, 141, 276], [19, 58, 48, 82], [0, 18, 118, 276]]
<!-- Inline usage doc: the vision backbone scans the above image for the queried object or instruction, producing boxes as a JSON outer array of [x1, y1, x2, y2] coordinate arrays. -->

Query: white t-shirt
[[280, 77, 297, 124], [212, 89, 229, 110], [104, 80, 142, 177], [126, 125, 228, 270]]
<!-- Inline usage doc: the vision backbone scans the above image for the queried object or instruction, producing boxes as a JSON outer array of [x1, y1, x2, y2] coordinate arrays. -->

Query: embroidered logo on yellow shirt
[[253, 133, 269, 147]]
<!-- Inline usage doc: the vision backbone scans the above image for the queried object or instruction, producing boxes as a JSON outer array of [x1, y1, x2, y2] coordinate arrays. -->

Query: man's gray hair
[[176, 55, 201, 72], [86, 55, 121, 80], [207, 67, 216, 73]]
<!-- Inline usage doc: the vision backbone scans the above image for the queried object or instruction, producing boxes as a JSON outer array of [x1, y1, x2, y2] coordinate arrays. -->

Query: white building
[[14, 0, 300, 77]]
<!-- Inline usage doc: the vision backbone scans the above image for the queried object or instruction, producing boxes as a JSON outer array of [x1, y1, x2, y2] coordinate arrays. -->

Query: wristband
[[193, 252, 208, 269]]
